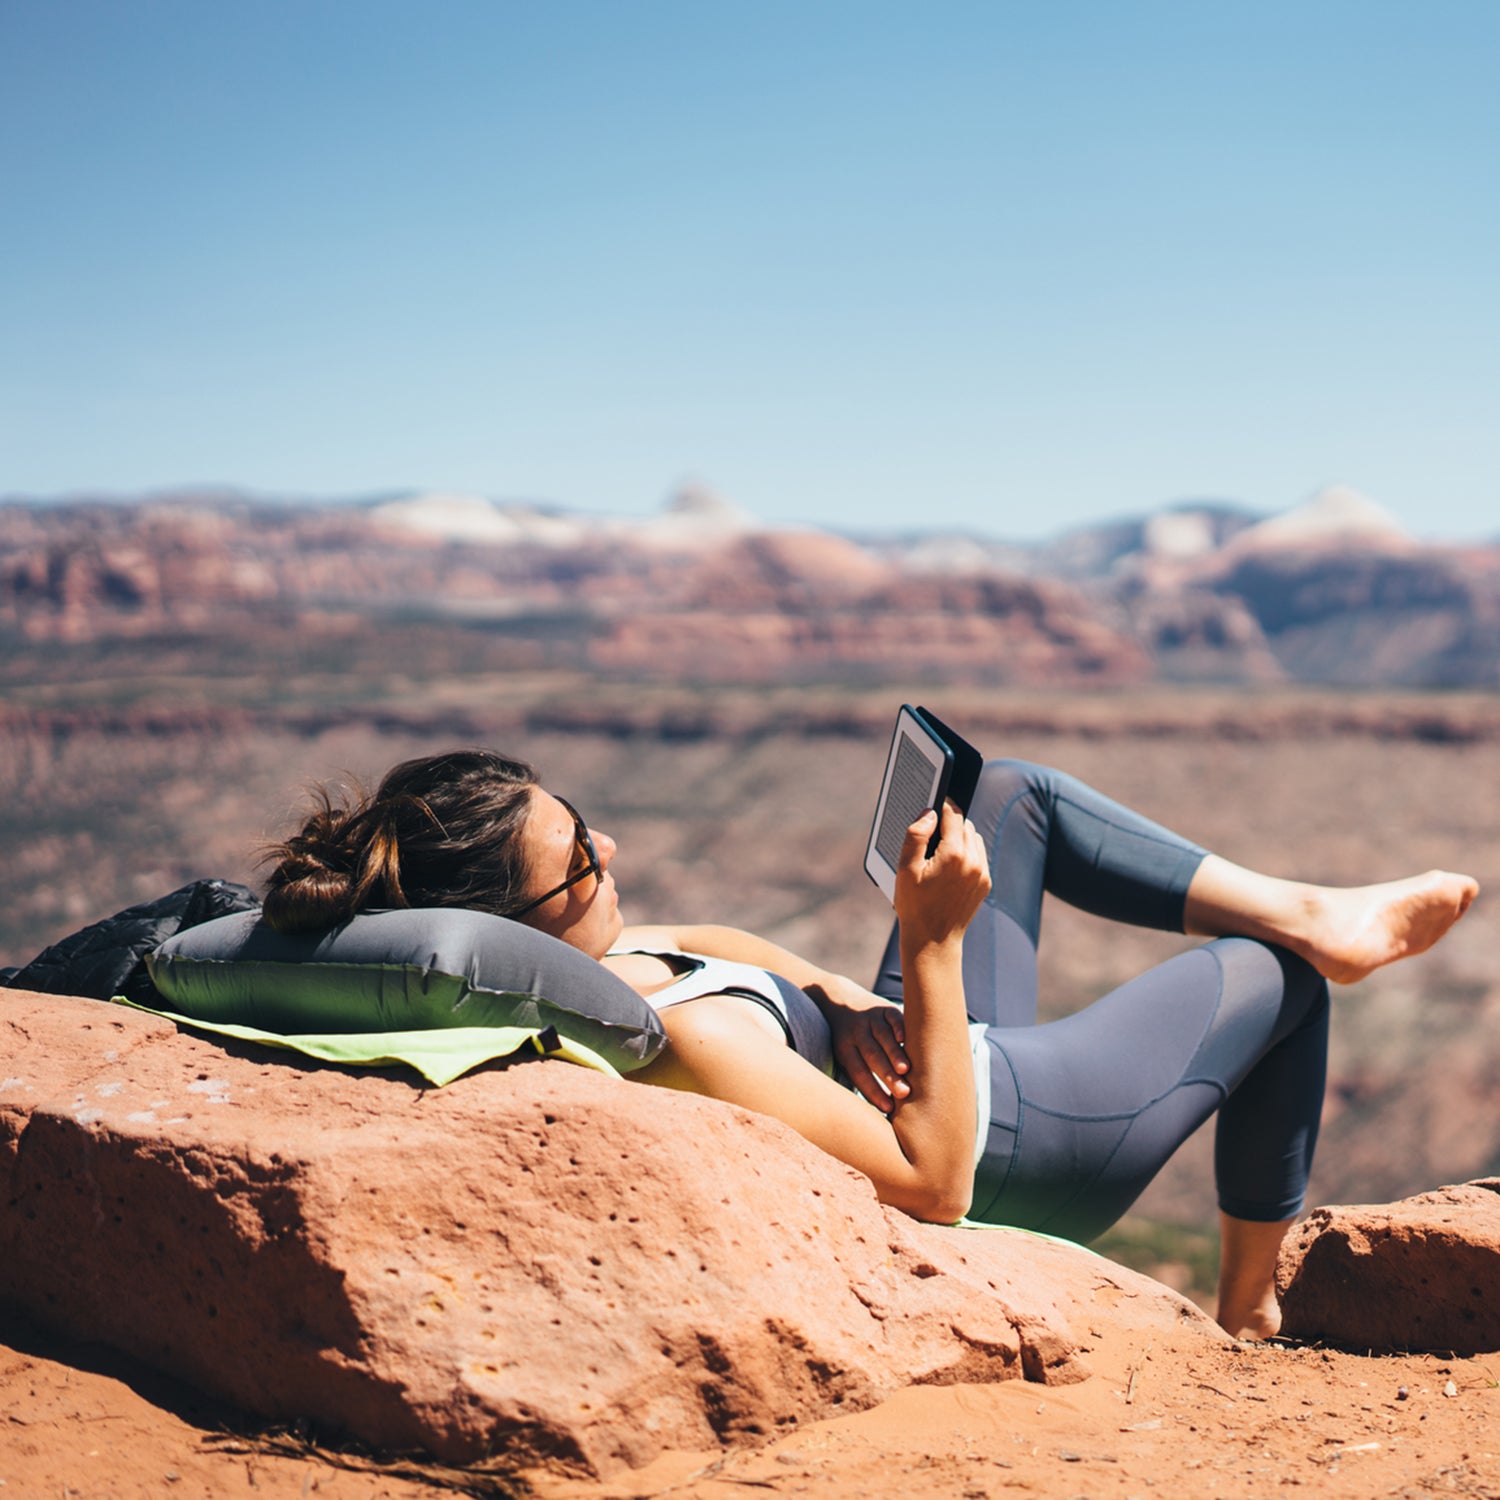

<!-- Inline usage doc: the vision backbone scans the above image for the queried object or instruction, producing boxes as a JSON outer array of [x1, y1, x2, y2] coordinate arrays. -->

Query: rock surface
[[0, 989, 1214, 1477], [1277, 1180, 1500, 1354]]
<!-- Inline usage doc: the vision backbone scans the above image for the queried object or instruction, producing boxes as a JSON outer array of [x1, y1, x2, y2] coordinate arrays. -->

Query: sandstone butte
[[0, 988, 1219, 1479]]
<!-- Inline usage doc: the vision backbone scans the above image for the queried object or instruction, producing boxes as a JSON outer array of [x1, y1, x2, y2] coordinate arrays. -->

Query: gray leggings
[[874, 760, 1330, 1243]]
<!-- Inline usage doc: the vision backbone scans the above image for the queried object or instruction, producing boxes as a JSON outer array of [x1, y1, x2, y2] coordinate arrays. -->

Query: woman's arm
[[614, 931, 912, 1111], [616, 920, 841, 989], [631, 802, 990, 1223]]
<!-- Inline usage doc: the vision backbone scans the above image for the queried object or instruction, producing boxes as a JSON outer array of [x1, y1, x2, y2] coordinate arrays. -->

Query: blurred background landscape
[[4, 485, 1497, 1309]]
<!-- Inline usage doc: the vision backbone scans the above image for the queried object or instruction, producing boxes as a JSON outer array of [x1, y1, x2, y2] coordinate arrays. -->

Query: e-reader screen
[[863, 705, 952, 903]]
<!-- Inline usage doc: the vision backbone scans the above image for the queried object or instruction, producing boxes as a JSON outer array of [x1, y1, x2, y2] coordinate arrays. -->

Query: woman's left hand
[[815, 975, 910, 1113]]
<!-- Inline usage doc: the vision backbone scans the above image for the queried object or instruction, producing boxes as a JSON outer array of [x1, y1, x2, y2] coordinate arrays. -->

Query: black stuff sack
[[2, 879, 261, 1006]]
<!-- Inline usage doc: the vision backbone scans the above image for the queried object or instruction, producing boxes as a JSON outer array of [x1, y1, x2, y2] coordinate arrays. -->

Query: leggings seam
[[994, 1043, 1025, 1196], [1053, 790, 1207, 931], [1054, 791, 1206, 858], [1016, 1075, 1230, 1126], [1010, 945, 1226, 1121], [1025, 946, 1228, 1237], [985, 783, 1045, 931]]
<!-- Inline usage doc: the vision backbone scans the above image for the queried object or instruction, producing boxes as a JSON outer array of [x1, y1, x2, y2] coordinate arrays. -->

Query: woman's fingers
[[894, 799, 992, 942], [931, 800, 989, 875], [834, 1007, 911, 1113], [898, 806, 940, 872], [873, 1006, 908, 1074], [844, 1047, 905, 1113], [861, 1013, 910, 1096]]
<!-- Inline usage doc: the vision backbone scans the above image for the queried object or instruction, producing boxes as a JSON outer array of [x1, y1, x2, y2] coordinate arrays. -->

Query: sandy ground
[[5, 1314, 1498, 1500]]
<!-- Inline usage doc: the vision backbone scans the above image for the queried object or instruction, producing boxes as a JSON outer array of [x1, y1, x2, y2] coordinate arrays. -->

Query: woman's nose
[[593, 829, 617, 868]]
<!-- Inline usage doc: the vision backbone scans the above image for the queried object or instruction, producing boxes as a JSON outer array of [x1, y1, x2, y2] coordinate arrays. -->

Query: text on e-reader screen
[[876, 734, 936, 868]]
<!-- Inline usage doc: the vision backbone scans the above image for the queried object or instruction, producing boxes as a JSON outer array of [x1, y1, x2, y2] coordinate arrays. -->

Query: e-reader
[[863, 704, 983, 903]]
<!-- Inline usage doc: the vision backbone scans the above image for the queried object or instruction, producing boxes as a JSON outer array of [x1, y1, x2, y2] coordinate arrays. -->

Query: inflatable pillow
[[146, 907, 665, 1077]]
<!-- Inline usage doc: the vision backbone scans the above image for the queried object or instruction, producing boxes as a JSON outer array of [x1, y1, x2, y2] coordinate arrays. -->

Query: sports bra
[[610, 946, 834, 1075], [613, 945, 990, 1167]]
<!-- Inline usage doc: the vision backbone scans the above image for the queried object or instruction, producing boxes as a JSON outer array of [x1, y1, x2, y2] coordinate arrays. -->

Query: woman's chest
[[603, 950, 693, 997]]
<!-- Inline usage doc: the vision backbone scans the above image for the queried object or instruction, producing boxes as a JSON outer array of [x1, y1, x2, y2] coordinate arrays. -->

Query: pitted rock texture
[[1, 989, 1214, 1476], [1277, 1180, 1500, 1355]]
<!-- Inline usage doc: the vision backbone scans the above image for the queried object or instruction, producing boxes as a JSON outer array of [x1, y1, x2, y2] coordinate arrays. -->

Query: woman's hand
[[825, 803, 989, 1119], [814, 975, 910, 1114], [893, 799, 992, 951]]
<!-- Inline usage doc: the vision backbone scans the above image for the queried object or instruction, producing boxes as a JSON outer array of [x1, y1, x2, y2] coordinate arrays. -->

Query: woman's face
[[516, 787, 622, 958]]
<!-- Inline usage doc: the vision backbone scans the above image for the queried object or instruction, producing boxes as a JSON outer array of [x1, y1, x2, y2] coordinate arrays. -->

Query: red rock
[[1277, 1181, 1500, 1354], [0, 989, 1212, 1476]]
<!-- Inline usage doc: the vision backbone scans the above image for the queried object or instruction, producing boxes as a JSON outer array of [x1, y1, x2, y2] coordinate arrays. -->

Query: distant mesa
[[1032, 501, 1258, 582], [663, 479, 753, 525], [370, 492, 587, 548], [367, 481, 760, 553], [1227, 484, 1412, 556], [626, 481, 760, 551], [3, 480, 1497, 688], [372, 492, 513, 542], [1141, 509, 1222, 561]]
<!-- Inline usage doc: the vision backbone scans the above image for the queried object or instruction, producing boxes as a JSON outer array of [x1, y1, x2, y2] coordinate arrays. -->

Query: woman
[[262, 748, 1478, 1340]]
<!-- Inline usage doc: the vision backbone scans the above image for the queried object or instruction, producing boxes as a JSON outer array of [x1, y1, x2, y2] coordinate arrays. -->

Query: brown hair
[[260, 749, 539, 932]]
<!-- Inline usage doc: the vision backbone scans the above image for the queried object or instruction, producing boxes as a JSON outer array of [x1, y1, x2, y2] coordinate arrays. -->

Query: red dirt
[[6, 1314, 1498, 1500]]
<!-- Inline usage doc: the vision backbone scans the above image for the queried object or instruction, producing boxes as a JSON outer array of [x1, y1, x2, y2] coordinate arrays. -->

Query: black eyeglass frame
[[511, 797, 602, 917]]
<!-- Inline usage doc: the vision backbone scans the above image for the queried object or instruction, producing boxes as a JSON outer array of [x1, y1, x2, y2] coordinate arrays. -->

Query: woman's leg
[[872, 759, 1479, 1009], [1217, 1212, 1296, 1341], [970, 938, 1329, 1318], [1185, 855, 1479, 985], [872, 759, 1210, 1023]]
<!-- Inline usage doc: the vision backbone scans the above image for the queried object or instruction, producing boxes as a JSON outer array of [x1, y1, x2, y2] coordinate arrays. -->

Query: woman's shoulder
[[611, 924, 684, 955]]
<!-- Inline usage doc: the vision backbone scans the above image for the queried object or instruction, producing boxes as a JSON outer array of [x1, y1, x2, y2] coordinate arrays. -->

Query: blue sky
[[3, 1, 1496, 539]]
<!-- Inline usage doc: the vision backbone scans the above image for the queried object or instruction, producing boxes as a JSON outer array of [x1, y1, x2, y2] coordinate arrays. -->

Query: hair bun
[[260, 805, 367, 932], [261, 860, 358, 932]]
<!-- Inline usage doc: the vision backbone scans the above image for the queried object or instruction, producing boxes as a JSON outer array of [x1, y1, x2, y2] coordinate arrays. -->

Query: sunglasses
[[512, 797, 602, 917]]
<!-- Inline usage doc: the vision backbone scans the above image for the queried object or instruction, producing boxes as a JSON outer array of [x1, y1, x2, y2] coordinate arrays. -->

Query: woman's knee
[[1259, 942, 1329, 1031], [978, 758, 1054, 796], [1210, 937, 1330, 1038], [972, 759, 1058, 826], [1278, 946, 1331, 1036]]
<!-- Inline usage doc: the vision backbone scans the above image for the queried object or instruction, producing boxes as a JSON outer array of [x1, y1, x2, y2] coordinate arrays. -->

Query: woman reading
[[262, 749, 1477, 1341]]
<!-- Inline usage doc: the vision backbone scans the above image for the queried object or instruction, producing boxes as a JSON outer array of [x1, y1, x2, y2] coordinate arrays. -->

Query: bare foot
[[1297, 871, 1479, 985], [1217, 1298, 1282, 1343], [1217, 1213, 1293, 1343]]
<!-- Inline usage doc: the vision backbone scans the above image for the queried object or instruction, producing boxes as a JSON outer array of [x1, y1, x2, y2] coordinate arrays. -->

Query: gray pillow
[[146, 907, 665, 1074]]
